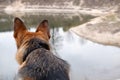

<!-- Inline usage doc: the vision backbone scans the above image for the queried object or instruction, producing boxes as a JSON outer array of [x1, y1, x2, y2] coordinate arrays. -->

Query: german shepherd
[[13, 17, 70, 80]]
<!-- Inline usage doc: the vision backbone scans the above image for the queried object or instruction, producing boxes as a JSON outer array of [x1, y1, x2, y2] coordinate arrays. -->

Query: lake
[[0, 12, 120, 80]]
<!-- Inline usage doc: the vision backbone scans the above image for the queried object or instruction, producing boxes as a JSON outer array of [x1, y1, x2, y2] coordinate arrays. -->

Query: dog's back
[[17, 38, 69, 80]]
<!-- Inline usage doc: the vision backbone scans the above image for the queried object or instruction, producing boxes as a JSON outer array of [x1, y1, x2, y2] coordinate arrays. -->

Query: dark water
[[1, 12, 120, 80], [0, 12, 95, 32]]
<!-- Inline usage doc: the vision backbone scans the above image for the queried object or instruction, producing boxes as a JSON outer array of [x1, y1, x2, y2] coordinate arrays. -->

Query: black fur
[[23, 38, 50, 62], [17, 38, 70, 80]]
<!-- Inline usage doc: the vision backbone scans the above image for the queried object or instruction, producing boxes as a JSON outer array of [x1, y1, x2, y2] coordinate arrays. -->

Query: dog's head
[[13, 17, 50, 49]]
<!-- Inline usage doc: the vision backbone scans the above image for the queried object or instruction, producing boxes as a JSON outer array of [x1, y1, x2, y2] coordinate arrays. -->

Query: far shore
[[3, 7, 112, 16]]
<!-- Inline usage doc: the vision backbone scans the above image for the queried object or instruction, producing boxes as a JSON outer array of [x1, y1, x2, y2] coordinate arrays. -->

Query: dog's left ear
[[36, 20, 50, 38], [14, 17, 27, 38]]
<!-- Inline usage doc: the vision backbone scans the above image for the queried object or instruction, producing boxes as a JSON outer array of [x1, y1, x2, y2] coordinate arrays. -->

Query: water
[[0, 12, 120, 80]]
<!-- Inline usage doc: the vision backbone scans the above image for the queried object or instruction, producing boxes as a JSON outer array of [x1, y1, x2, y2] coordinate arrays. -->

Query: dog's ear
[[14, 17, 27, 38], [36, 20, 50, 38]]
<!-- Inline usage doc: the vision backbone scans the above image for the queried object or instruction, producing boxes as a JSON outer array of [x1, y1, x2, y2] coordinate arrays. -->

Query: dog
[[13, 17, 70, 80]]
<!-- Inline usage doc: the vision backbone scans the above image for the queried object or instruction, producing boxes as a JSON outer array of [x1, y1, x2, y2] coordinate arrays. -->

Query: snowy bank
[[70, 13, 120, 47]]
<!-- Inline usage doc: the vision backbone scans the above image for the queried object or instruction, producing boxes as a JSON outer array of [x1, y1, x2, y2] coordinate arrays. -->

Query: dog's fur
[[13, 18, 70, 80]]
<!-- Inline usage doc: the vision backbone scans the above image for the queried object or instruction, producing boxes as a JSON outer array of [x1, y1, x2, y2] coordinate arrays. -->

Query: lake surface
[[0, 12, 120, 80]]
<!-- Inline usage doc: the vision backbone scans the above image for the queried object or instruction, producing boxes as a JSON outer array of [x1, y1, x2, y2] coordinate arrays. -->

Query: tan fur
[[16, 44, 28, 64], [19, 61, 26, 70], [14, 18, 49, 49]]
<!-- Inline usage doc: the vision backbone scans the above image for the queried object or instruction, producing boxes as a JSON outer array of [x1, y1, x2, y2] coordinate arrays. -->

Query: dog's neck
[[22, 38, 50, 62]]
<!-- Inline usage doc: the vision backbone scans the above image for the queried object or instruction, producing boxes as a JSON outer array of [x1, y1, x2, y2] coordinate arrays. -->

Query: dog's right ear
[[14, 17, 27, 38], [36, 20, 50, 39]]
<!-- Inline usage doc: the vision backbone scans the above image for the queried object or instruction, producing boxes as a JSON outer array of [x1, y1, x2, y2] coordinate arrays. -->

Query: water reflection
[[57, 29, 120, 80]]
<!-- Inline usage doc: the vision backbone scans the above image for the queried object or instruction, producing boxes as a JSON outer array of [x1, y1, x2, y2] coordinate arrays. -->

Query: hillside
[[0, 0, 120, 8]]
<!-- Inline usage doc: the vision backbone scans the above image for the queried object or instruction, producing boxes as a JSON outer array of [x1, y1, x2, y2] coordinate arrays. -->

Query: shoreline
[[70, 13, 120, 47]]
